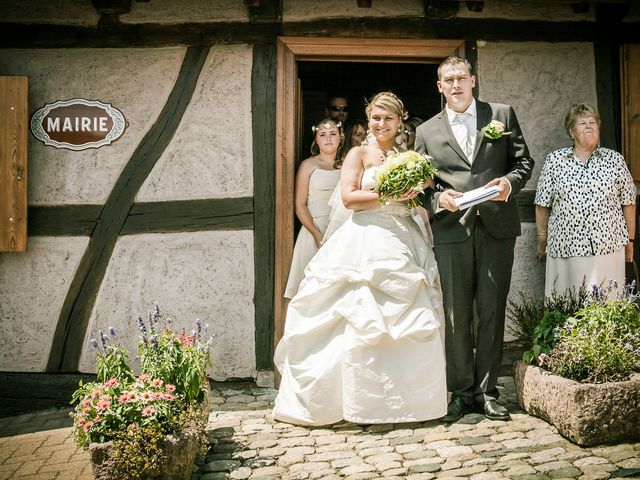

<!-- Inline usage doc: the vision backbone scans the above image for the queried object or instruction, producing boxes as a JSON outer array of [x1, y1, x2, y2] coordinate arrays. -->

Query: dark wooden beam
[[0, 373, 95, 417], [28, 205, 102, 236], [47, 46, 210, 373], [1, 15, 639, 49], [594, 40, 621, 152], [122, 198, 253, 234], [281, 17, 640, 43], [0, 23, 278, 48], [251, 44, 277, 371]]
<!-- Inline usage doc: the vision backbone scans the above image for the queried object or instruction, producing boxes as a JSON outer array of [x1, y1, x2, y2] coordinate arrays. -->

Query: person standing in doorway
[[414, 56, 534, 422], [325, 95, 350, 125]]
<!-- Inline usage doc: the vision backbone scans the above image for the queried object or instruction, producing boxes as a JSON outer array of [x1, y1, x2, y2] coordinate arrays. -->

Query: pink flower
[[118, 394, 129, 404], [163, 393, 175, 400], [538, 353, 546, 366], [139, 390, 153, 402], [151, 392, 163, 400], [150, 378, 163, 388], [83, 421, 94, 432], [103, 378, 119, 388], [96, 398, 111, 411], [141, 406, 155, 417], [126, 391, 137, 401], [138, 374, 150, 382], [165, 384, 176, 393]]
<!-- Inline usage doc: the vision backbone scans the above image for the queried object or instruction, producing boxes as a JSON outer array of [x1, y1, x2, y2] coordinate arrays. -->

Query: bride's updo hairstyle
[[365, 91, 405, 121]]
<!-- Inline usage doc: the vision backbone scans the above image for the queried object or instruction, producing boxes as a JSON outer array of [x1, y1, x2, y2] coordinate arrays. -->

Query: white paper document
[[454, 185, 502, 210]]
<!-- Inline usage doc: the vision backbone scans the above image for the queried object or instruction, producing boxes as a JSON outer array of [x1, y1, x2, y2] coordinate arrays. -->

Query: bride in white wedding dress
[[273, 92, 447, 426]]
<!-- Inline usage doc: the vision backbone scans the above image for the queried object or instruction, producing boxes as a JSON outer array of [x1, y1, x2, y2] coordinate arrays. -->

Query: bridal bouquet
[[374, 149, 437, 208]]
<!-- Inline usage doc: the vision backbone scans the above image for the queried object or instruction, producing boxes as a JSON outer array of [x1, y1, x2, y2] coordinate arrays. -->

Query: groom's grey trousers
[[434, 216, 515, 403]]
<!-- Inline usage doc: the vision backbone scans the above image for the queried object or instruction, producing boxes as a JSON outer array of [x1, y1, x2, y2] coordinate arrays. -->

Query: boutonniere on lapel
[[481, 120, 512, 140]]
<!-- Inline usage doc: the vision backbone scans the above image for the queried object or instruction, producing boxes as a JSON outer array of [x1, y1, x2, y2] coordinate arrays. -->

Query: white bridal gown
[[273, 168, 447, 426]]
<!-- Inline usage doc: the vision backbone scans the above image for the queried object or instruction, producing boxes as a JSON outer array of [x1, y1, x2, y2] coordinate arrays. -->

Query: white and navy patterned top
[[535, 146, 636, 258]]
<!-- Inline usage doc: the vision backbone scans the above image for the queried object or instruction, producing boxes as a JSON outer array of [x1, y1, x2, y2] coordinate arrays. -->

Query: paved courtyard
[[0, 376, 639, 479]]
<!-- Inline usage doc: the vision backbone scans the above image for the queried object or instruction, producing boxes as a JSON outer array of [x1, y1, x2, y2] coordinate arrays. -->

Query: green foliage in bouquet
[[373, 149, 437, 208], [70, 303, 213, 479]]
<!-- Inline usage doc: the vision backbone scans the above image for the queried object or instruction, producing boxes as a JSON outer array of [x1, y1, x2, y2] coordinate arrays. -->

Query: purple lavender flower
[[99, 330, 109, 350], [138, 314, 147, 334], [148, 310, 156, 335], [108, 326, 116, 337], [151, 334, 159, 353], [153, 302, 160, 321], [90, 338, 99, 349]]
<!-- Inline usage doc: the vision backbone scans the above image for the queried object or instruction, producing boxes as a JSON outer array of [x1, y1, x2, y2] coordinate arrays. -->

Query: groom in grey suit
[[414, 56, 533, 421]]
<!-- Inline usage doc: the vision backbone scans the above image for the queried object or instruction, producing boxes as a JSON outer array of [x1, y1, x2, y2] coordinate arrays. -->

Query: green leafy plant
[[514, 280, 640, 383], [522, 309, 567, 365], [507, 280, 592, 347], [70, 303, 213, 479], [546, 293, 640, 383]]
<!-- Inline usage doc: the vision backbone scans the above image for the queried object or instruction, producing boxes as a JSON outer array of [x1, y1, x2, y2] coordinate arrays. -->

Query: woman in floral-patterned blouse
[[535, 103, 636, 298]]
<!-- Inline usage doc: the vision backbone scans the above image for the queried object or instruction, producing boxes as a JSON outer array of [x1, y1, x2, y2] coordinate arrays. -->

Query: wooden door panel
[[0, 76, 28, 252]]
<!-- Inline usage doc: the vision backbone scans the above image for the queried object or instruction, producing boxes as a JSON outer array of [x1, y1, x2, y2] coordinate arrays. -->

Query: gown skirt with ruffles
[[273, 168, 447, 426]]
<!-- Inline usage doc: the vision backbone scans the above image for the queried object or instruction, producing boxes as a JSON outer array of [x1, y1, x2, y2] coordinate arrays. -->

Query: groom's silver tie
[[454, 113, 473, 161]]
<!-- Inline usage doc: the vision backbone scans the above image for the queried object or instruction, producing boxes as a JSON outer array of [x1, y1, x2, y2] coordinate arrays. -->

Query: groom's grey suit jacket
[[415, 100, 534, 244]]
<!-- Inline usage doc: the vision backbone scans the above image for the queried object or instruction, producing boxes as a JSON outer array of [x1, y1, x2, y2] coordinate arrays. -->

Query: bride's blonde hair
[[365, 91, 405, 120]]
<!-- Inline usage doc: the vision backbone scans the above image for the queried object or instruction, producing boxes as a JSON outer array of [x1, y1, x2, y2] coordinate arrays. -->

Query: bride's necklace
[[378, 145, 394, 163]]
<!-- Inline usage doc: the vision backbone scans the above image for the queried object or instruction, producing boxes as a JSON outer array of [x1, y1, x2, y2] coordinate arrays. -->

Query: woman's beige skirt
[[545, 247, 625, 298]]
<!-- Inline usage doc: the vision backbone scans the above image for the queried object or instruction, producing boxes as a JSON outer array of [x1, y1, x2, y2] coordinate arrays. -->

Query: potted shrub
[[510, 282, 640, 446], [70, 303, 213, 479]]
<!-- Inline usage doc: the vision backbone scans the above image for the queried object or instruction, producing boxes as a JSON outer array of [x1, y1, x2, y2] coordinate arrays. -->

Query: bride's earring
[[395, 124, 405, 145]]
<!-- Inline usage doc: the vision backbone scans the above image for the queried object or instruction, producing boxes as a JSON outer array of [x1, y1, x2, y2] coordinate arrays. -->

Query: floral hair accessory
[[482, 120, 512, 139], [312, 121, 341, 133]]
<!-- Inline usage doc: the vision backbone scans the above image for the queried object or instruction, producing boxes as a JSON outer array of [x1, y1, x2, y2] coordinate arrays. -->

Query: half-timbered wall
[[0, 0, 637, 386]]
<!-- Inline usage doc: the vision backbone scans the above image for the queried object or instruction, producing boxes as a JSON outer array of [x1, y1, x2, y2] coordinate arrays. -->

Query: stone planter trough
[[513, 360, 640, 446], [89, 429, 201, 480]]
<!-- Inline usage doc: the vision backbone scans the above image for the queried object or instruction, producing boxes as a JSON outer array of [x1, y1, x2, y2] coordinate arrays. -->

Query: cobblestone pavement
[[1, 376, 639, 479]]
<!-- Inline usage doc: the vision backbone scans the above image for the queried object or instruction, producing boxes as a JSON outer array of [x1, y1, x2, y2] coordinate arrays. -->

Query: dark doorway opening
[[298, 60, 441, 157]]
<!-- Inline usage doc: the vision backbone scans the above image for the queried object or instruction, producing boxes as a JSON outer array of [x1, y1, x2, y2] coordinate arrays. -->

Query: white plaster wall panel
[[0, 48, 186, 205], [120, 0, 247, 24], [78, 231, 255, 381], [0, 237, 89, 372], [478, 42, 597, 186], [456, 1, 595, 21], [137, 45, 253, 202], [507, 223, 545, 341], [0, 0, 99, 26], [283, 0, 423, 21]]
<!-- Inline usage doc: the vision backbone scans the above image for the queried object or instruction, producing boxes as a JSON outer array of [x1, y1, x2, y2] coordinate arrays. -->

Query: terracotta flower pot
[[513, 360, 640, 446]]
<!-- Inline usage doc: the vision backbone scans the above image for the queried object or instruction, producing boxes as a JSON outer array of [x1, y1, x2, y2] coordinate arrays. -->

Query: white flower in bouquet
[[373, 149, 437, 208]]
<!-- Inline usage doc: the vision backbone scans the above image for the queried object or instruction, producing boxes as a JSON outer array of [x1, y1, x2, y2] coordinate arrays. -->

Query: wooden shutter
[[0, 76, 28, 252], [621, 45, 640, 180]]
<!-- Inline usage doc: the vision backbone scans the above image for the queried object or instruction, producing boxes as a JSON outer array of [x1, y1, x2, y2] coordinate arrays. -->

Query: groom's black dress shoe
[[441, 396, 474, 422], [482, 400, 511, 421]]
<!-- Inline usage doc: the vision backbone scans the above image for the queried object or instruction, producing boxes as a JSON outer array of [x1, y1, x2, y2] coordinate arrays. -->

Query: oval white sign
[[30, 99, 126, 151]]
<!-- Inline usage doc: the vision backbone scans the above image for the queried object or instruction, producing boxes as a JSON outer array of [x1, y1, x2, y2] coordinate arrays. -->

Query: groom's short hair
[[438, 56, 473, 79]]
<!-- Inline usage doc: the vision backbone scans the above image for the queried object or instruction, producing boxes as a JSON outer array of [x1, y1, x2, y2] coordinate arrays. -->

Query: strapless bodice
[[307, 168, 341, 218]]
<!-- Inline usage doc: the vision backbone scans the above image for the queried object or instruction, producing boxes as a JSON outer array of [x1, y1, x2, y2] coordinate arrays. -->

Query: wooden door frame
[[274, 36, 465, 356]]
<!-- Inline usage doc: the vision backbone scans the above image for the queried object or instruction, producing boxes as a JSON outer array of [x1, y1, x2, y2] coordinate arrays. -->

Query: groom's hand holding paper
[[453, 183, 503, 210]]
